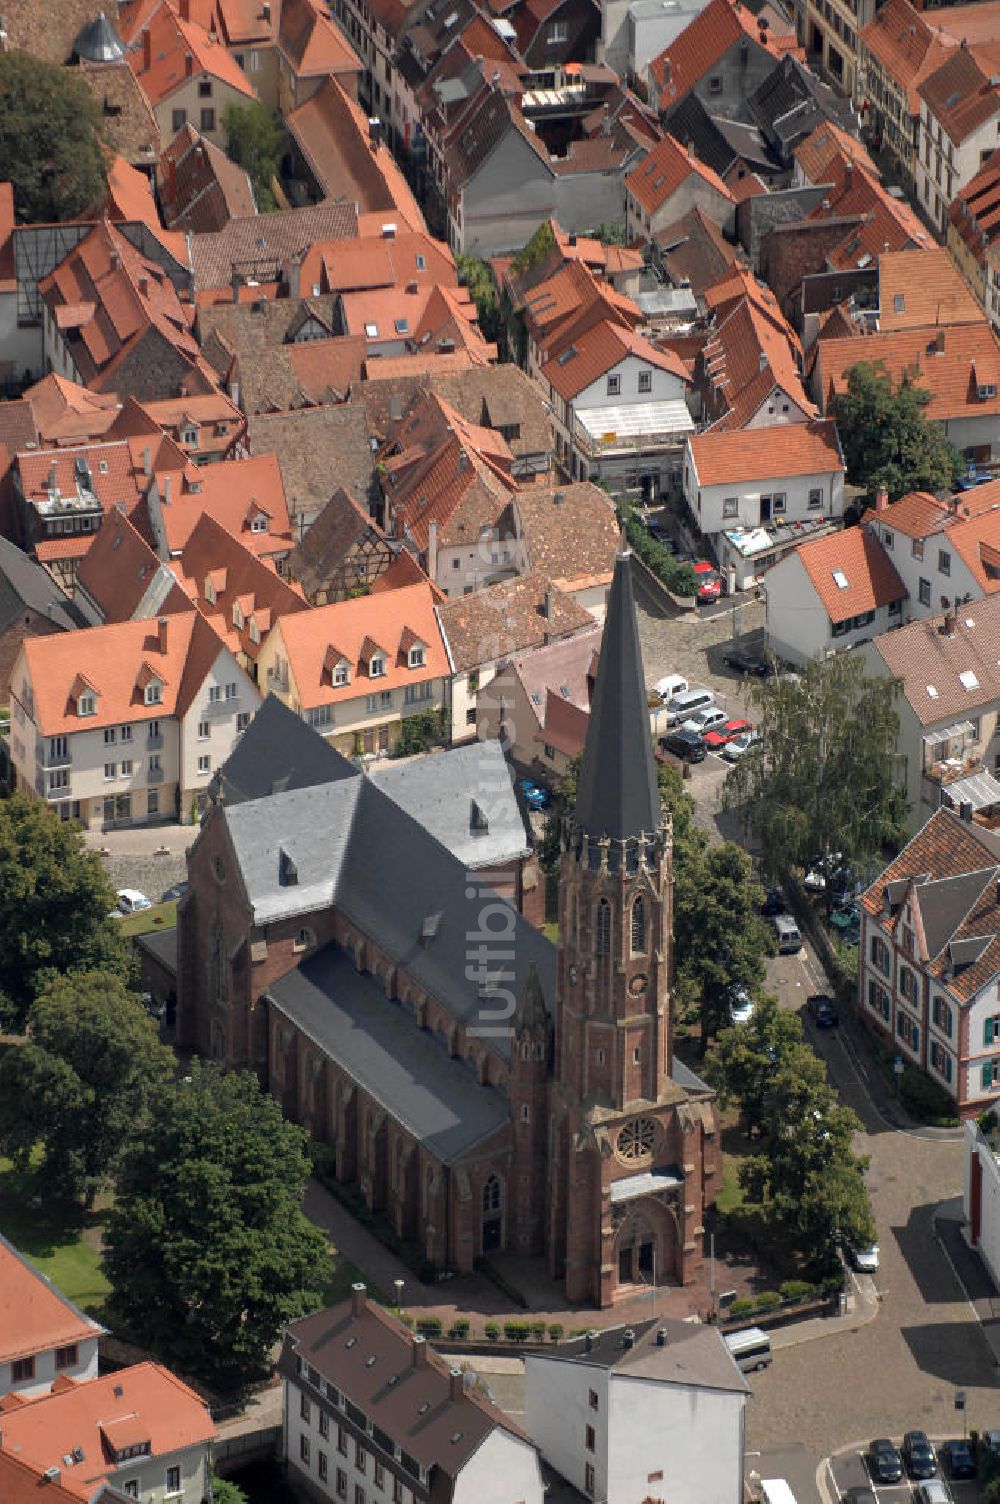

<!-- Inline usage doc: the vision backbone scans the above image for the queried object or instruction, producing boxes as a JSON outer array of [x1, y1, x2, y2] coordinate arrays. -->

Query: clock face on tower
[[628, 973, 647, 997]]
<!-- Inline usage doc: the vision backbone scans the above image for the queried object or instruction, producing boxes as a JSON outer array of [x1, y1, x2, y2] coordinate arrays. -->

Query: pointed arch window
[[631, 897, 647, 955], [483, 1174, 502, 1214], [595, 898, 612, 956]]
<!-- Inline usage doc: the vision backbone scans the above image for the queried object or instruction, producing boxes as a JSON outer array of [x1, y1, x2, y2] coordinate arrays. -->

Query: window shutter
[[984, 1062, 994, 1089], [986, 1019, 995, 1047]]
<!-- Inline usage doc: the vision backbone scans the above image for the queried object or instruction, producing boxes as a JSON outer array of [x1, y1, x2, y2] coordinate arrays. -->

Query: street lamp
[[394, 1278, 404, 1312]]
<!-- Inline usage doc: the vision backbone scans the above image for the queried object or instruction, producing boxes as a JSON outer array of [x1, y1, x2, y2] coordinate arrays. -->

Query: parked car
[[903, 1432, 937, 1480], [723, 648, 772, 678], [844, 1489, 877, 1504], [646, 518, 675, 549], [772, 914, 802, 954], [702, 717, 754, 750], [723, 731, 760, 762], [517, 778, 551, 811], [111, 888, 151, 917], [682, 705, 729, 736], [869, 1439, 903, 1485], [760, 887, 785, 917], [664, 688, 715, 726], [940, 1441, 976, 1480], [807, 994, 839, 1028], [850, 1243, 880, 1273], [653, 672, 688, 704], [660, 729, 707, 763], [692, 561, 722, 603], [727, 985, 754, 1025], [915, 1481, 950, 1504]]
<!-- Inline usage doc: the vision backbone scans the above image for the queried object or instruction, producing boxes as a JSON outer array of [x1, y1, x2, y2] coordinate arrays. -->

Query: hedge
[[624, 513, 700, 598], [504, 1319, 531, 1343], [449, 1319, 471, 1340], [547, 1323, 564, 1342], [416, 1315, 443, 1338], [484, 1322, 501, 1340]]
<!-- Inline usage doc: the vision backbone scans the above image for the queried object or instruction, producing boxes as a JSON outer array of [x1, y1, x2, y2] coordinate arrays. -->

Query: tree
[[104, 1062, 328, 1388], [832, 360, 964, 502], [0, 971, 174, 1203], [0, 52, 106, 222], [725, 653, 907, 910], [510, 219, 556, 275], [705, 994, 810, 1134], [211, 1479, 249, 1504], [222, 101, 281, 212], [456, 254, 504, 347], [0, 794, 129, 1031]]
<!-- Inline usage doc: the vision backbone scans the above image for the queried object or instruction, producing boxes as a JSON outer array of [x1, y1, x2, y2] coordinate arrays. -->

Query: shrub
[[399, 1312, 414, 1329], [484, 1321, 500, 1341], [416, 1315, 443, 1338], [449, 1318, 470, 1340], [980, 1109, 998, 1134], [899, 1065, 958, 1125], [548, 1323, 564, 1342], [754, 1290, 781, 1314], [624, 513, 700, 598], [779, 1280, 813, 1305], [504, 1319, 531, 1343], [530, 1320, 546, 1342], [728, 1297, 755, 1320]]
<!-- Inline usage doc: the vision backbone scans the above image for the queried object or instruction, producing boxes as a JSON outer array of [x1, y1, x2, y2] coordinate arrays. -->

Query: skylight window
[[832, 569, 849, 589], [395, 318, 410, 335], [960, 670, 979, 690], [926, 685, 939, 698], [364, 323, 379, 338]]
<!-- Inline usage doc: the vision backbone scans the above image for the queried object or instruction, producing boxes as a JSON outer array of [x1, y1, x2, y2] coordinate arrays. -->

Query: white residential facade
[[915, 97, 1000, 240], [683, 448, 845, 539], [766, 546, 905, 666]]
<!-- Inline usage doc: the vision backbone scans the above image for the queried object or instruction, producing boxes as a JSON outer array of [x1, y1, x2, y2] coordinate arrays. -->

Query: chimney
[[157, 616, 169, 653], [285, 255, 301, 299], [656, 1328, 667, 1347], [543, 589, 553, 620], [875, 484, 888, 512], [406, 279, 418, 295], [758, 350, 768, 373], [412, 1334, 428, 1368], [42, 1468, 62, 1485], [602, 103, 611, 136], [138, 274, 149, 297], [262, 0, 271, 18], [231, 269, 240, 304], [142, 27, 151, 71], [47, 460, 58, 493], [163, 475, 173, 505], [184, 51, 193, 77], [142, 445, 152, 476], [109, 250, 121, 272], [351, 1282, 367, 1317], [369, 116, 383, 149], [960, 800, 974, 823], [457, 451, 468, 474], [449, 1368, 464, 1401]]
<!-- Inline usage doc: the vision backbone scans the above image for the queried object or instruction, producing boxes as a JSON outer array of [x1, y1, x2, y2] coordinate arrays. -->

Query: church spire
[[574, 536, 660, 845]]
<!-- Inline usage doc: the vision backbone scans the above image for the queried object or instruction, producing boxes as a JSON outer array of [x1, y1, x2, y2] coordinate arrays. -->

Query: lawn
[[117, 900, 177, 937], [0, 1154, 110, 1315]]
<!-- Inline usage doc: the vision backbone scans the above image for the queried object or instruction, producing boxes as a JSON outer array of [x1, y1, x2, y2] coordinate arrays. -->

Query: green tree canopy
[[0, 51, 106, 222], [0, 793, 129, 1030], [704, 994, 809, 1134], [832, 360, 964, 502], [104, 1062, 328, 1388], [222, 101, 281, 212], [456, 254, 504, 346], [0, 972, 174, 1202], [724, 652, 906, 906]]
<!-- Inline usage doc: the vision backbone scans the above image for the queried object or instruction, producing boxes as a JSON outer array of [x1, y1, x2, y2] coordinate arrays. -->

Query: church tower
[[547, 540, 718, 1306]]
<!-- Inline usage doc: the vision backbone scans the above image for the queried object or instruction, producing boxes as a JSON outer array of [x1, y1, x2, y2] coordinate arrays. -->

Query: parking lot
[[828, 1445, 979, 1504]]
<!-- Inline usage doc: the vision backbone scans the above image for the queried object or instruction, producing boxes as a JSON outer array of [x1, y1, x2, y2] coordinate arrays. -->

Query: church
[[177, 543, 719, 1306]]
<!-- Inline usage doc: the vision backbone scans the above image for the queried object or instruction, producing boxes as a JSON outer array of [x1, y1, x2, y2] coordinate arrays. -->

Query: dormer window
[[250, 514, 267, 533], [334, 661, 350, 685], [144, 682, 162, 706], [181, 426, 198, 446], [408, 645, 425, 668], [78, 691, 96, 717], [249, 620, 260, 645], [233, 602, 244, 629], [370, 654, 386, 677], [205, 577, 216, 605]]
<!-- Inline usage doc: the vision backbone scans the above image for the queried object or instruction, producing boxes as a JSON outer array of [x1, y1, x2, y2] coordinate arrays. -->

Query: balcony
[[147, 731, 164, 749], [39, 746, 72, 769]]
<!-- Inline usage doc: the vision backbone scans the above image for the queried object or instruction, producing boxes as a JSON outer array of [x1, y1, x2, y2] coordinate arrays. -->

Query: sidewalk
[[934, 1195, 1000, 1366]]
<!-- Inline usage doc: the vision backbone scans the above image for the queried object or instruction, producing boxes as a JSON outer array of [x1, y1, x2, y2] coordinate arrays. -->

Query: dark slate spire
[[574, 538, 660, 844]]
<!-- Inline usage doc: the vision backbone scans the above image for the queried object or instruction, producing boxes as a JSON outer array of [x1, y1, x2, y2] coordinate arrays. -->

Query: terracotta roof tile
[[288, 485, 389, 598], [278, 0, 361, 76], [859, 0, 955, 115], [951, 150, 1000, 269], [626, 132, 734, 215], [878, 247, 983, 330], [869, 593, 1000, 725], [125, 7, 255, 104], [0, 1234, 104, 1367], [514, 481, 619, 591], [189, 202, 359, 293], [795, 523, 906, 621], [236, 335, 367, 415], [148, 450, 293, 558], [541, 318, 689, 400], [818, 322, 1000, 422], [76, 507, 188, 622], [246, 404, 376, 524], [918, 41, 1000, 146], [436, 569, 593, 670], [688, 417, 843, 485], [651, 0, 797, 108], [287, 78, 424, 230], [876, 489, 951, 538], [178, 512, 308, 660], [158, 124, 255, 233]]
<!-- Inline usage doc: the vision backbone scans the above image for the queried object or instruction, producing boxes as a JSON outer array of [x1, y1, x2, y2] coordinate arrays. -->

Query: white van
[[724, 1326, 773, 1373], [653, 673, 688, 704], [772, 914, 802, 954], [761, 1480, 797, 1504], [664, 687, 715, 726]]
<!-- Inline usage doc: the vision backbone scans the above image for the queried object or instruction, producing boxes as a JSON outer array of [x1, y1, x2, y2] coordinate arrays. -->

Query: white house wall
[[524, 1356, 611, 1500], [686, 465, 844, 537], [573, 354, 688, 411], [1, 1336, 99, 1400], [607, 1370, 743, 1504], [452, 1425, 545, 1504], [964, 1121, 1000, 1288]]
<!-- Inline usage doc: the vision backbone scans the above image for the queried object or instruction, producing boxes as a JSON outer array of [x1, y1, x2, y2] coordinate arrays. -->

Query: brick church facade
[[177, 545, 719, 1305]]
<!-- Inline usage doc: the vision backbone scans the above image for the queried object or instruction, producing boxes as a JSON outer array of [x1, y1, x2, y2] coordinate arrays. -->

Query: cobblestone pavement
[[84, 822, 191, 900]]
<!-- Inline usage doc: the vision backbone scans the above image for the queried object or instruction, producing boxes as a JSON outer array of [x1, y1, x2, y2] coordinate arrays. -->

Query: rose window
[[617, 1117, 656, 1162]]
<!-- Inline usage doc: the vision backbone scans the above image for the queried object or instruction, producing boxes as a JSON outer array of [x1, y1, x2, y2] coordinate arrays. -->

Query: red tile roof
[[147, 451, 293, 558], [177, 512, 308, 660], [859, 0, 955, 115], [0, 1451, 86, 1504], [795, 523, 906, 622], [158, 124, 256, 233], [806, 156, 929, 266], [76, 508, 189, 623], [20, 376, 120, 447], [278, 0, 361, 77], [651, 0, 798, 108], [878, 247, 983, 330], [0, 1236, 104, 1367], [818, 322, 1000, 422], [688, 417, 844, 485], [919, 41, 1000, 146], [876, 489, 950, 537], [951, 149, 1000, 268], [541, 318, 689, 400], [124, 6, 255, 104], [793, 121, 877, 184], [626, 132, 734, 215]]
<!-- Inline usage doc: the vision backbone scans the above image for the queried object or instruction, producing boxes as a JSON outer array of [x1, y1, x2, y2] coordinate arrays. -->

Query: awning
[[609, 1168, 682, 1204], [923, 721, 975, 743], [944, 769, 1000, 812], [575, 399, 694, 441]]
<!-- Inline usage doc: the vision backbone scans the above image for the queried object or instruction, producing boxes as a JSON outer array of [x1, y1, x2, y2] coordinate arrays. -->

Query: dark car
[[903, 1432, 937, 1480], [869, 1440, 904, 1485], [807, 993, 839, 1028], [941, 1441, 976, 1480], [844, 1489, 877, 1504], [760, 886, 785, 917], [646, 519, 676, 550], [660, 729, 707, 764], [723, 648, 772, 678]]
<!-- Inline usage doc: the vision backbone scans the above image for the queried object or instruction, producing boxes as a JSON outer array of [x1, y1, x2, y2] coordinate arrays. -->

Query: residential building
[[861, 595, 1000, 830], [792, 119, 878, 187], [916, 44, 1000, 238], [856, 0, 954, 186], [538, 319, 693, 497], [107, 390, 246, 466], [521, 258, 641, 386], [38, 220, 217, 403], [857, 805, 1000, 1119], [288, 487, 396, 604], [0, 1451, 126, 1504], [512, 482, 620, 620], [436, 570, 593, 741], [864, 483, 1000, 618], [949, 150, 1000, 317], [798, 0, 874, 93], [0, 1362, 215, 1504], [765, 519, 906, 664], [179, 546, 720, 1302], [477, 625, 601, 781], [75, 509, 189, 626], [0, 1232, 104, 1399], [697, 266, 815, 430], [256, 580, 450, 757], [11, 373, 118, 449], [245, 405, 377, 535], [964, 1116, 1000, 1288], [9, 610, 260, 828], [189, 201, 360, 303], [624, 132, 737, 244], [683, 418, 845, 548], [275, 0, 363, 113], [648, 0, 800, 120], [157, 123, 256, 233], [652, 205, 743, 299], [281, 1288, 544, 1504], [139, 451, 296, 568], [523, 1318, 748, 1504], [123, 5, 256, 147], [0, 536, 82, 706]]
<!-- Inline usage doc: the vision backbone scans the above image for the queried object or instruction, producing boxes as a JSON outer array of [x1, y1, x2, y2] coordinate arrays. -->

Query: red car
[[702, 718, 754, 750], [692, 560, 722, 602]]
